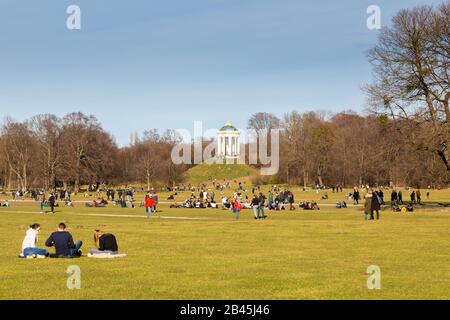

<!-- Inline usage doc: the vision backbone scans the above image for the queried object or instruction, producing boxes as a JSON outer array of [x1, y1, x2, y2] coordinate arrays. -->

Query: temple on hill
[[216, 122, 241, 158]]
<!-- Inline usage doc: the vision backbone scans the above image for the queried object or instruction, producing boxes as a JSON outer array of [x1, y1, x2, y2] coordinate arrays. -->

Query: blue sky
[[0, 0, 443, 146]]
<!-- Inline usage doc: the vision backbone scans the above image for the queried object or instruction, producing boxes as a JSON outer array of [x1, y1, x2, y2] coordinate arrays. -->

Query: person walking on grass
[[39, 192, 45, 214], [288, 192, 295, 211], [145, 195, 154, 218], [391, 189, 398, 208], [267, 191, 274, 210], [371, 190, 382, 221], [416, 189, 422, 205], [353, 188, 360, 205], [410, 190, 416, 205], [233, 198, 242, 220], [251, 194, 259, 220], [48, 193, 56, 214], [258, 193, 266, 219], [153, 192, 159, 212], [364, 190, 373, 221]]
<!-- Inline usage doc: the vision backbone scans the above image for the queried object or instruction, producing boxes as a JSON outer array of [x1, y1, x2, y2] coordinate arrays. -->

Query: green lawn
[[1, 192, 450, 300], [185, 163, 257, 184]]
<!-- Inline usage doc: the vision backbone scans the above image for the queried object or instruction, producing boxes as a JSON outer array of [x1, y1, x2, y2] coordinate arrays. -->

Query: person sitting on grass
[[65, 200, 74, 207], [336, 201, 347, 209], [20, 223, 49, 259], [303, 202, 320, 210], [89, 230, 118, 255], [222, 197, 231, 210], [45, 223, 83, 258]]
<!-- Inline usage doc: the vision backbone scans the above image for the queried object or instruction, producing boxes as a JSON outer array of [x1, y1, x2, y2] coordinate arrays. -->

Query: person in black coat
[[410, 191, 416, 204], [391, 189, 398, 208], [353, 188, 360, 205], [48, 193, 56, 214], [371, 191, 382, 220]]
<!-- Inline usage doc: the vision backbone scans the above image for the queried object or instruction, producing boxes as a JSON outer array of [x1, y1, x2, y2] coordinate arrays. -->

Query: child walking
[[145, 195, 154, 218], [233, 199, 242, 220]]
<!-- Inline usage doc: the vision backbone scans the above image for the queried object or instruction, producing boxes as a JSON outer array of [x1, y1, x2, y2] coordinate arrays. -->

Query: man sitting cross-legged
[[45, 223, 83, 258]]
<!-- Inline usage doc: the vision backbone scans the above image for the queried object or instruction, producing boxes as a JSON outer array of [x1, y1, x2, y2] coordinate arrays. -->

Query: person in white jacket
[[21, 224, 49, 258]]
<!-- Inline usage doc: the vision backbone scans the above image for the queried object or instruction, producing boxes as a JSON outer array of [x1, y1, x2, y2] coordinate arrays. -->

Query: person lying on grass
[[20, 223, 49, 259], [45, 223, 83, 258], [89, 230, 119, 255], [1, 200, 10, 207]]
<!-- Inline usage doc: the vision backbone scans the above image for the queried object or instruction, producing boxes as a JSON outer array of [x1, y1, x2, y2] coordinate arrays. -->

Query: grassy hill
[[185, 163, 258, 184]]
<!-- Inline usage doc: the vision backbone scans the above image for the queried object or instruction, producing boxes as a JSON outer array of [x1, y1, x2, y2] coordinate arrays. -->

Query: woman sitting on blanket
[[89, 230, 119, 255]]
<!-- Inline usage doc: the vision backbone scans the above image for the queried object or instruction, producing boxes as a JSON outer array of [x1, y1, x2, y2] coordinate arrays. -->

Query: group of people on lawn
[[20, 222, 119, 259], [172, 187, 320, 220]]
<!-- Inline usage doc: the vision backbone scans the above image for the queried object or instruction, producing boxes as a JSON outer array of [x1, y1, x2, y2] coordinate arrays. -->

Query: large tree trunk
[[317, 168, 324, 187], [22, 164, 27, 191], [437, 147, 450, 172], [303, 170, 308, 189], [7, 169, 12, 190], [75, 156, 81, 193]]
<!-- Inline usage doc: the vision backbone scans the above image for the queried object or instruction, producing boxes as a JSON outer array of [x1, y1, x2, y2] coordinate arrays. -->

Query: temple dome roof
[[219, 122, 238, 132]]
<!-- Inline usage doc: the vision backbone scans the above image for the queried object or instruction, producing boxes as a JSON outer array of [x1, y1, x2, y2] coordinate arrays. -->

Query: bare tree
[[60, 112, 102, 192], [29, 114, 62, 190], [366, 1, 450, 172], [1, 119, 36, 191], [247, 112, 280, 132]]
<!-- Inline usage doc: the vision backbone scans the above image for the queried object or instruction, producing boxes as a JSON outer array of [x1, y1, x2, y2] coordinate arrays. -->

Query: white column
[[223, 136, 228, 156], [232, 137, 235, 156], [232, 136, 235, 156], [237, 137, 240, 156], [217, 136, 221, 157], [228, 135, 232, 156]]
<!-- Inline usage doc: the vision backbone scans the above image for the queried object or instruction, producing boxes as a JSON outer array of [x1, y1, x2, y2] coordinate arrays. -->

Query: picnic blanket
[[87, 253, 127, 259]]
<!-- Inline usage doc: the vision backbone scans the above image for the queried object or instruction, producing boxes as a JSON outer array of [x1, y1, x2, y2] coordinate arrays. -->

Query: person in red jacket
[[145, 195, 154, 218], [233, 199, 242, 220]]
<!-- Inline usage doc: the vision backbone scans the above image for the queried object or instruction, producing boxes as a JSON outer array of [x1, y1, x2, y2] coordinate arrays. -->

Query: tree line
[[0, 112, 186, 192], [1, 109, 448, 191]]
